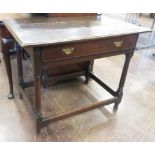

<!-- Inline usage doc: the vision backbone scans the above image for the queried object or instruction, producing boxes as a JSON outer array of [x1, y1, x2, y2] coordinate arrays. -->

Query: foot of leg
[[36, 114, 42, 133], [19, 92, 23, 99], [8, 92, 14, 99], [113, 102, 120, 112], [85, 74, 90, 84], [113, 94, 122, 112]]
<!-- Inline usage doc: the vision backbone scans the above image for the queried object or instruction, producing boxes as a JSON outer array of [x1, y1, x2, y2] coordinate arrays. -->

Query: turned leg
[[16, 45, 24, 99], [33, 47, 42, 133], [113, 52, 133, 112], [1, 38, 14, 99]]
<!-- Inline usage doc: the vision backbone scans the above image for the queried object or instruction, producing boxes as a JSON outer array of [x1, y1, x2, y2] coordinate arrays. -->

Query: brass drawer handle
[[114, 41, 123, 48], [62, 48, 74, 55]]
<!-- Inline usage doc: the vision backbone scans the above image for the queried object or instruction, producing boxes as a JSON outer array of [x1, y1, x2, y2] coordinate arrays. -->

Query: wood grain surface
[[3, 15, 150, 47]]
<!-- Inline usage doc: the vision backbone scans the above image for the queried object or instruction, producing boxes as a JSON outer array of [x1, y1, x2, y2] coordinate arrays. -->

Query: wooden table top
[[3, 15, 150, 47]]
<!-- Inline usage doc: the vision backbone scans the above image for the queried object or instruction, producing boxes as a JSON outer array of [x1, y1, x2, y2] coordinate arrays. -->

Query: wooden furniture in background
[[0, 21, 14, 98]]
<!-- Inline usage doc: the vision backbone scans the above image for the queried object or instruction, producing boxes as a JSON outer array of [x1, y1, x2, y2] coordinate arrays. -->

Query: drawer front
[[42, 34, 138, 62]]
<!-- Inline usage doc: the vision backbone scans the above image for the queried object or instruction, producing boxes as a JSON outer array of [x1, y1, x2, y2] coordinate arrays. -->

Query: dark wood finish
[[0, 22, 14, 99], [16, 46, 24, 83], [2, 15, 149, 133], [85, 61, 92, 84], [1, 15, 97, 98], [29, 14, 96, 81], [89, 72, 117, 96], [42, 34, 137, 62], [32, 47, 42, 132], [23, 71, 86, 89], [38, 13, 96, 85], [3, 16, 148, 47], [42, 97, 118, 127], [113, 52, 134, 111], [16, 45, 24, 99], [42, 60, 92, 86], [27, 33, 138, 132], [30, 13, 98, 18], [48, 13, 98, 18], [0, 21, 12, 38], [42, 49, 131, 68], [1, 38, 14, 99], [113, 34, 139, 111], [32, 47, 42, 112]]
